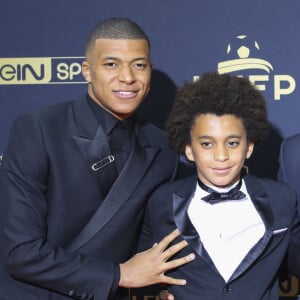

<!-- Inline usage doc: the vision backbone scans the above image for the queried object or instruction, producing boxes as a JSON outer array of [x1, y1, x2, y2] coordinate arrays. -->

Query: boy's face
[[185, 114, 254, 188]]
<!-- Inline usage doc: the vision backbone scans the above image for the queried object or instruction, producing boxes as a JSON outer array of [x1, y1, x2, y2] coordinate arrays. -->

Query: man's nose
[[118, 65, 135, 83]]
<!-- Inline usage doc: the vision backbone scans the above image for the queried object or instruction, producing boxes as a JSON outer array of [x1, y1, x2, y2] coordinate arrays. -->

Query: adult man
[[0, 18, 193, 299]]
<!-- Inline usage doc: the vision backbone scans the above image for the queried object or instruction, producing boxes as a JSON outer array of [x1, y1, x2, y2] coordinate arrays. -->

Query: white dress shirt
[[187, 179, 265, 282]]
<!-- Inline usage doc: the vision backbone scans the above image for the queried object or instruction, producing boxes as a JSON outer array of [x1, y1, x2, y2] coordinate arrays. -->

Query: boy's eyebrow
[[197, 135, 212, 139], [197, 134, 242, 139], [227, 134, 242, 139]]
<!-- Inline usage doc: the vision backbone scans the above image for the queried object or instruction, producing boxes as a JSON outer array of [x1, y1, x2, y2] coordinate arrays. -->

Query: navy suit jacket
[[278, 134, 300, 273], [278, 133, 300, 216], [138, 174, 300, 300], [0, 96, 178, 300]]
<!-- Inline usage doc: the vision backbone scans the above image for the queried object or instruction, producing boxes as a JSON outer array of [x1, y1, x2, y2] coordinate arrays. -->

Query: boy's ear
[[246, 142, 255, 159], [185, 145, 195, 162]]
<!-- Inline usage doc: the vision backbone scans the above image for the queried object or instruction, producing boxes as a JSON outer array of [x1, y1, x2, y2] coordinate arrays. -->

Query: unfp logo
[[0, 57, 86, 85], [194, 35, 296, 100]]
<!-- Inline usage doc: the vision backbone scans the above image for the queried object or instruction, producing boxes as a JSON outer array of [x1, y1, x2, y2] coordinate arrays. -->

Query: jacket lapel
[[67, 122, 161, 252], [71, 97, 118, 197], [173, 176, 201, 253], [172, 176, 221, 273], [229, 174, 275, 281]]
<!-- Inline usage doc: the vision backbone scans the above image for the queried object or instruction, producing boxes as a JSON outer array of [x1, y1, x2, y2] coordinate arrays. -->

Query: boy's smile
[[185, 113, 254, 188]]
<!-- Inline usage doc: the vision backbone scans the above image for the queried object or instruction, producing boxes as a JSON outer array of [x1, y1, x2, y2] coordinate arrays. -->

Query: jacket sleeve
[[1, 114, 119, 300], [287, 212, 300, 279], [277, 138, 288, 182]]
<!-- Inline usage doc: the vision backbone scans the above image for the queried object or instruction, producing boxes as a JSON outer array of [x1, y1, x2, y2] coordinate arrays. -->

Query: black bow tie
[[198, 178, 246, 204]]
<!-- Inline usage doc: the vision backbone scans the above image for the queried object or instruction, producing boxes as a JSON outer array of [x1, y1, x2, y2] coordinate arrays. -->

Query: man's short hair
[[85, 17, 150, 56]]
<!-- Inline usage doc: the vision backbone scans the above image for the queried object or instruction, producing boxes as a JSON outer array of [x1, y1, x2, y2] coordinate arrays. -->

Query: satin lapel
[[67, 132, 160, 252], [173, 177, 218, 272], [71, 97, 117, 194], [229, 174, 274, 282]]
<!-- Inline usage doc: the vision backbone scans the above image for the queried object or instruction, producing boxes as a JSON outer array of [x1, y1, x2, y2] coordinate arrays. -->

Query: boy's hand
[[119, 229, 195, 288]]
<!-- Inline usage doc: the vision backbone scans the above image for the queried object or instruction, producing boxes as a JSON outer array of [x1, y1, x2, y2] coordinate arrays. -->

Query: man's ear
[[246, 142, 255, 159], [185, 145, 195, 162], [82, 60, 91, 83]]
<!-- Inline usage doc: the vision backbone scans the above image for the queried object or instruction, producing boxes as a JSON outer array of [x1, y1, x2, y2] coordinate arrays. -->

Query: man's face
[[185, 114, 254, 188], [82, 38, 152, 120]]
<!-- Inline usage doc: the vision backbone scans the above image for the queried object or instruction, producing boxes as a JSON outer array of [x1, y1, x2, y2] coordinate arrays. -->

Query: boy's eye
[[201, 142, 213, 148]]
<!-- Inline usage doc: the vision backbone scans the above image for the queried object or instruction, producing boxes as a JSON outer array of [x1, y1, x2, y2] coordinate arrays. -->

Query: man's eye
[[133, 63, 147, 70], [104, 62, 117, 68]]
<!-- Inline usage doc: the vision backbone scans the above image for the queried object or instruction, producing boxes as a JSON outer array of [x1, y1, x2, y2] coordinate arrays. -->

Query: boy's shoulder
[[245, 173, 293, 191], [244, 174, 297, 206]]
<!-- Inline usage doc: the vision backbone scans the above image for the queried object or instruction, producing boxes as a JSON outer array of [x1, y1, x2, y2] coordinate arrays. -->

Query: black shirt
[[87, 95, 135, 174]]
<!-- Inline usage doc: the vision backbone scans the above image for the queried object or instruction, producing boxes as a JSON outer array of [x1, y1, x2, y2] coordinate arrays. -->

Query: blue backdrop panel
[[0, 0, 300, 297]]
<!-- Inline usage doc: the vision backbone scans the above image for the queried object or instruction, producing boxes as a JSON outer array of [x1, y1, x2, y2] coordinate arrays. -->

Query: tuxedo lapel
[[67, 123, 161, 252], [173, 177, 219, 273], [172, 177, 201, 253], [229, 174, 275, 281]]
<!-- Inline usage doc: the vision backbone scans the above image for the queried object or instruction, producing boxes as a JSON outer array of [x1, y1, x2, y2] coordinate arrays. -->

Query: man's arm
[[1, 114, 194, 299], [120, 229, 195, 288]]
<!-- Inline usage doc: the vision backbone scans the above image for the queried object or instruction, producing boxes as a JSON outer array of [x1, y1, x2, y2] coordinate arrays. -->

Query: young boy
[[138, 72, 300, 299]]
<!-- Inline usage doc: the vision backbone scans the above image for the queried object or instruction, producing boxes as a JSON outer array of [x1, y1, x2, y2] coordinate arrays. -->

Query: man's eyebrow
[[102, 56, 119, 60], [102, 56, 150, 62]]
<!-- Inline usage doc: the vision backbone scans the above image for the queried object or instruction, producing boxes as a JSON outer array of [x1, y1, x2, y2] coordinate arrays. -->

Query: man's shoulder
[[13, 97, 85, 128], [136, 118, 170, 148], [286, 132, 300, 142], [25, 97, 81, 118], [282, 132, 300, 150]]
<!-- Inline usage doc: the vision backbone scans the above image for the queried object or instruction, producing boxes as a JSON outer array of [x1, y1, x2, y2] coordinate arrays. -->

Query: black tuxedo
[[0, 96, 178, 299], [138, 174, 300, 300]]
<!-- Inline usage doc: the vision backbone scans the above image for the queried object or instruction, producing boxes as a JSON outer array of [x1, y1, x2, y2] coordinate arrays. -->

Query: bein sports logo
[[0, 57, 86, 85], [195, 35, 296, 100]]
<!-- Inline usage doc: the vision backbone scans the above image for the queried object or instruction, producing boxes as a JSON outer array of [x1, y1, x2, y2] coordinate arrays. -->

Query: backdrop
[[0, 1, 299, 298]]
